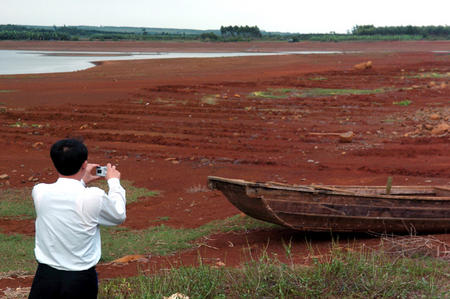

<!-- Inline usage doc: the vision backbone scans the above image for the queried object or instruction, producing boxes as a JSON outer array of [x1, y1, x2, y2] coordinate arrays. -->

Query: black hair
[[50, 139, 88, 176]]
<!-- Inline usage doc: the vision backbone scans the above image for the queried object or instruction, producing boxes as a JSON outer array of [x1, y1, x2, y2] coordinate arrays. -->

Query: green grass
[[0, 181, 160, 272], [249, 88, 388, 99], [3, 181, 449, 298], [382, 118, 401, 123], [100, 215, 277, 262], [0, 209, 275, 273], [408, 72, 450, 79], [0, 187, 34, 219], [7, 121, 47, 128], [0, 215, 275, 272], [393, 99, 413, 106], [309, 76, 328, 81], [0, 89, 16, 93], [9, 121, 29, 128], [0, 233, 36, 272], [99, 246, 450, 298], [299, 88, 387, 97], [249, 88, 297, 99]]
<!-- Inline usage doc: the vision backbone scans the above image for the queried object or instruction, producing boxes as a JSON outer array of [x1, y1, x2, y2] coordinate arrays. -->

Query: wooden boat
[[208, 176, 450, 233]]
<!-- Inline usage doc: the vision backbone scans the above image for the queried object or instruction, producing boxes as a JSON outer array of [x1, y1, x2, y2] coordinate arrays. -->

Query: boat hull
[[208, 176, 450, 233]]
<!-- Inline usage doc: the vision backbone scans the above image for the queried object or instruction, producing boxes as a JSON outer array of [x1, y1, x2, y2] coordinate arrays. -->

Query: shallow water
[[0, 50, 343, 75]]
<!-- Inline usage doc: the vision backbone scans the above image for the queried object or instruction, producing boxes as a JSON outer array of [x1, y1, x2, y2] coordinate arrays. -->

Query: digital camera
[[96, 166, 107, 177]]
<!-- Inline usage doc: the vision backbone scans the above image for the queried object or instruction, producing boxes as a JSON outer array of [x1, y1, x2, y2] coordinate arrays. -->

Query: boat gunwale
[[207, 176, 450, 201]]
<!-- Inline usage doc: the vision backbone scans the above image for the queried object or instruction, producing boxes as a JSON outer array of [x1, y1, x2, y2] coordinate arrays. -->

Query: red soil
[[0, 40, 449, 293]]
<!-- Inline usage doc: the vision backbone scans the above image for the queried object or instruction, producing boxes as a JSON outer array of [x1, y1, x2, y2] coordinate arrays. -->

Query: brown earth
[[0, 41, 449, 294]]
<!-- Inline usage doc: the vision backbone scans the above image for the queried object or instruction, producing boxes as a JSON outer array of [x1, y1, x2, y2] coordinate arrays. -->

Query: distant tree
[[220, 25, 262, 39], [200, 32, 218, 41]]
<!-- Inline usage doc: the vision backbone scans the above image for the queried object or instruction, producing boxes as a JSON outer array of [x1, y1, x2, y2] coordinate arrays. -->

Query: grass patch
[[0, 187, 34, 219], [0, 90, 16, 93], [154, 97, 188, 106], [0, 233, 36, 272], [9, 121, 29, 128], [309, 76, 328, 81], [99, 246, 450, 298], [271, 88, 296, 93], [200, 95, 219, 105], [393, 99, 412, 106], [7, 121, 46, 128], [249, 88, 297, 99], [408, 72, 450, 79], [100, 215, 277, 262], [155, 216, 170, 222], [299, 88, 387, 97], [249, 88, 389, 99], [0, 212, 275, 273], [0, 181, 159, 272]]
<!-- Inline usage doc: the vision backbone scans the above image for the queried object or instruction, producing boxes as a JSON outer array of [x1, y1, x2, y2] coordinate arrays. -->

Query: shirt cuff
[[107, 178, 121, 188], [80, 179, 86, 187]]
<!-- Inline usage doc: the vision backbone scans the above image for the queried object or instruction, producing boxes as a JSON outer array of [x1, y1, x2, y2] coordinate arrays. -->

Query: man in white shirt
[[28, 138, 126, 299]]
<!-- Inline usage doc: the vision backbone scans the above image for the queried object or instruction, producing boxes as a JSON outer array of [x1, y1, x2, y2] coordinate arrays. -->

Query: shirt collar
[[56, 177, 85, 187]]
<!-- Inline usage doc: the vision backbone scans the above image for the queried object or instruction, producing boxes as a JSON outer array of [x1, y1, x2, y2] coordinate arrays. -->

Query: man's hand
[[83, 163, 101, 185], [106, 163, 121, 180]]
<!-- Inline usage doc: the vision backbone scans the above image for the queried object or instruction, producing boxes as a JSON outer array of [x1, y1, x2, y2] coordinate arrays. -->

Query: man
[[29, 139, 126, 299]]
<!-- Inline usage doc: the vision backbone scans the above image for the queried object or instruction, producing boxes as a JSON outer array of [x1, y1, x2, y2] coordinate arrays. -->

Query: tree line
[[0, 25, 73, 40], [0, 24, 448, 42], [351, 25, 450, 37], [0, 24, 263, 41]]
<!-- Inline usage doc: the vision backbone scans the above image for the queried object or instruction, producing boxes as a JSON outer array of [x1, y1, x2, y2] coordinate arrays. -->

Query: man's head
[[50, 139, 88, 176]]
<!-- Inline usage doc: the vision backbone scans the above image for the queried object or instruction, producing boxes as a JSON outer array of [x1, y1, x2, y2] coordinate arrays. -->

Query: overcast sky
[[2, 0, 449, 33]]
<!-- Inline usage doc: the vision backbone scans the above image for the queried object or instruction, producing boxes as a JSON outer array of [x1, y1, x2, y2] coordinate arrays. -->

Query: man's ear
[[81, 160, 88, 169]]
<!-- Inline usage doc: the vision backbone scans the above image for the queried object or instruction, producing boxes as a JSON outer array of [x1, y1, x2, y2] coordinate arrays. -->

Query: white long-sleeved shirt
[[32, 177, 126, 271]]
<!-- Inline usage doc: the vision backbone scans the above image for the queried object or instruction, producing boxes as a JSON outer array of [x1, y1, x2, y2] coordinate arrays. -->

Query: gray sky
[[2, 0, 449, 33]]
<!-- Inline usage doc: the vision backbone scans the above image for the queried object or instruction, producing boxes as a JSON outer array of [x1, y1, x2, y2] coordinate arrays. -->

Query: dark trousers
[[28, 263, 98, 299]]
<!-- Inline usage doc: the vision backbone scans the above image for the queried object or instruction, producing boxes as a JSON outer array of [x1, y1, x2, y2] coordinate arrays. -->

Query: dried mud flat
[[0, 41, 449, 293]]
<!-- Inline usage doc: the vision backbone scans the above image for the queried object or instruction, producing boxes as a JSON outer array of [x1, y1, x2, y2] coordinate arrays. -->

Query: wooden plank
[[266, 199, 450, 218]]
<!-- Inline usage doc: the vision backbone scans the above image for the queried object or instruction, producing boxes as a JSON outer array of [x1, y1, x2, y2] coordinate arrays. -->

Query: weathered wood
[[208, 176, 450, 233], [310, 184, 356, 195]]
